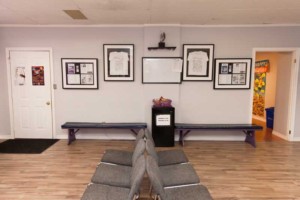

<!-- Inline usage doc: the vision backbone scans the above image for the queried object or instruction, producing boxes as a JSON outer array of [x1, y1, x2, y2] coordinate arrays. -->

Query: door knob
[[46, 101, 51, 105]]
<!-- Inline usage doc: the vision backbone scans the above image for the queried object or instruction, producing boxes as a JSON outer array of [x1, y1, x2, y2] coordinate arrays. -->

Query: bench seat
[[61, 122, 147, 145], [175, 123, 263, 147]]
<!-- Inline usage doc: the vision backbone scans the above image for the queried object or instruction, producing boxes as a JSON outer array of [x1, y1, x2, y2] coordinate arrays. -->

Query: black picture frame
[[103, 44, 134, 81], [182, 44, 214, 81], [214, 58, 252, 89], [61, 58, 98, 89]]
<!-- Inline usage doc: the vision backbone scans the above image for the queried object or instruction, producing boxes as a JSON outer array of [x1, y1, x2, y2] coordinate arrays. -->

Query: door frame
[[251, 48, 300, 141], [6, 47, 56, 139]]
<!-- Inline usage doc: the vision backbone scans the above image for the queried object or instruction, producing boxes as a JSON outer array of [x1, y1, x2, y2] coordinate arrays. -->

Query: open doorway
[[252, 49, 299, 142]]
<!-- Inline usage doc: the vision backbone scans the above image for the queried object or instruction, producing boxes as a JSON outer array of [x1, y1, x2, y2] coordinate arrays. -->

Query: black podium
[[152, 107, 175, 147]]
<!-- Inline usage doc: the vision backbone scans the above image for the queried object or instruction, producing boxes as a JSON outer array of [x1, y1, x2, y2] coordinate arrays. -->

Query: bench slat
[[175, 123, 262, 130], [61, 122, 147, 129], [61, 122, 147, 145], [175, 123, 263, 148]]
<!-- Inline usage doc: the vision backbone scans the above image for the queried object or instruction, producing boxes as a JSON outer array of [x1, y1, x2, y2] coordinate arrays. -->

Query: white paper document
[[67, 74, 80, 84], [81, 74, 94, 84], [172, 59, 183, 73], [156, 114, 171, 126], [81, 64, 93, 74], [232, 74, 246, 84], [187, 51, 208, 75], [219, 74, 232, 85], [109, 52, 129, 75], [233, 63, 246, 73]]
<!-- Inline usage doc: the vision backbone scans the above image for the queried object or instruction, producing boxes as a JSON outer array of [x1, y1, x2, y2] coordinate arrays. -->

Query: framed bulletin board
[[142, 57, 183, 84], [214, 58, 252, 89], [61, 58, 98, 89]]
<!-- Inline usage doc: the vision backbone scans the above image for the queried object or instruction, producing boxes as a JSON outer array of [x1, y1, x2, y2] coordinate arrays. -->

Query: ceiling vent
[[63, 10, 87, 20]]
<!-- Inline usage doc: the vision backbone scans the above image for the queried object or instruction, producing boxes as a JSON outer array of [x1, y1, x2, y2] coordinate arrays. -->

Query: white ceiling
[[1, 0, 300, 26]]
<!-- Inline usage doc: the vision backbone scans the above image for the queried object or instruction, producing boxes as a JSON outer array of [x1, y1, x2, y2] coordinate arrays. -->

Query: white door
[[9, 50, 53, 138], [273, 52, 293, 138]]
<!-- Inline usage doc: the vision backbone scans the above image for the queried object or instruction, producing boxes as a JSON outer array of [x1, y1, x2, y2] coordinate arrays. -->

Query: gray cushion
[[145, 129, 155, 144], [146, 139, 159, 162], [81, 183, 130, 200], [101, 150, 133, 166], [146, 139, 188, 166], [131, 139, 145, 164], [160, 164, 200, 187], [91, 164, 131, 188], [165, 185, 213, 200], [129, 156, 146, 199], [157, 149, 188, 166], [135, 129, 145, 141], [100, 139, 145, 166], [146, 156, 168, 200]]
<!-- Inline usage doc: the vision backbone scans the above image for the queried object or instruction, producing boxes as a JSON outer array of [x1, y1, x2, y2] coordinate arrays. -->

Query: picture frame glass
[[104, 44, 134, 81], [214, 58, 252, 89], [61, 58, 98, 89], [183, 44, 214, 81], [142, 57, 183, 84]]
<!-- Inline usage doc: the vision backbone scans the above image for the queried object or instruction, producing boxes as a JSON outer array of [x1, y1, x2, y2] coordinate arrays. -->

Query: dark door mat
[[0, 139, 59, 154]]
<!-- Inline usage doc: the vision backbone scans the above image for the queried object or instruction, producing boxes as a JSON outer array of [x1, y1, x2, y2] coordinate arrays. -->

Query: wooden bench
[[175, 123, 263, 148], [61, 122, 147, 145]]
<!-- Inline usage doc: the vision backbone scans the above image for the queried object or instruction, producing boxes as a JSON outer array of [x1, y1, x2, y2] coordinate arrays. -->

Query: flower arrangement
[[152, 96, 172, 107]]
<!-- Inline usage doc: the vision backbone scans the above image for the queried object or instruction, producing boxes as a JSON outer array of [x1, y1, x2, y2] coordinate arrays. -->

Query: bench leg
[[179, 130, 184, 146], [179, 130, 191, 146], [68, 129, 76, 145], [245, 130, 256, 148]]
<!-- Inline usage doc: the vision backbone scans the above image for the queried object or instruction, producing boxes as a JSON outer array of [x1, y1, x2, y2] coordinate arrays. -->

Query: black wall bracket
[[148, 32, 176, 50]]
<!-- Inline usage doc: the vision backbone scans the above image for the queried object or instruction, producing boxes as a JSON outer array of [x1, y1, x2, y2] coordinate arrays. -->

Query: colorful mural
[[253, 60, 269, 117]]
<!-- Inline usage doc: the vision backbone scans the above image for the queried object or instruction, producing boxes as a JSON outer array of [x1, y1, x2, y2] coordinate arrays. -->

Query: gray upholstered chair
[[146, 155, 199, 187], [101, 130, 145, 166], [91, 140, 145, 188], [81, 156, 146, 200], [145, 137, 188, 166], [146, 156, 213, 200]]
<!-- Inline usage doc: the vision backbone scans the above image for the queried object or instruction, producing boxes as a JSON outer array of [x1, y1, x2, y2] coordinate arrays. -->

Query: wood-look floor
[[0, 138, 300, 200]]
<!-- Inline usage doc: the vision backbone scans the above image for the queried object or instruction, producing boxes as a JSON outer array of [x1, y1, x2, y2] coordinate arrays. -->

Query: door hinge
[[289, 130, 292, 134], [294, 59, 297, 64]]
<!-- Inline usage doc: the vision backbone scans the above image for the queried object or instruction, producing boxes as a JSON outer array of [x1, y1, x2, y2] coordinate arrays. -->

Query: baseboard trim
[[252, 115, 266, 122], [292, 136, 300, 141], [0, 135, 12, 139], [272, 130, 289, 141]]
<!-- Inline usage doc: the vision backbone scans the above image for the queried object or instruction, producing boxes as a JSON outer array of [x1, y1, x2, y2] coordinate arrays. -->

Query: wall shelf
[[148, 46, 176, 50]]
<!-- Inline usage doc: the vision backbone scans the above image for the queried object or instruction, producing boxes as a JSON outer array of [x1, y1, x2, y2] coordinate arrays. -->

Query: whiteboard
[[142, 57, 183, 84]]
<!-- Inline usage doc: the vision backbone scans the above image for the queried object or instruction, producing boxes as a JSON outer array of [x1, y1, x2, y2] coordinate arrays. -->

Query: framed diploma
[[214, 58, 252, 89], [182, 44, 214, 81], [103, 44, 134, 81], [61, 58, 98, 89]]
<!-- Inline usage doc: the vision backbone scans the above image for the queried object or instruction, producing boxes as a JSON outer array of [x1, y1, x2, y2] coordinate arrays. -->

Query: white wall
[[1, 26, 300, 140]]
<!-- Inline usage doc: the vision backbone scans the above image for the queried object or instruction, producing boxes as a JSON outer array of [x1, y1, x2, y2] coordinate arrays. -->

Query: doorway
[[6, 48, 54, 139], [252, 48, 299, 142]]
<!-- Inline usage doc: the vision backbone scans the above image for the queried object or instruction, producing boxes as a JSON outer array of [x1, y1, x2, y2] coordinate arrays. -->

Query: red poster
[[32, 66, 45, 85]]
